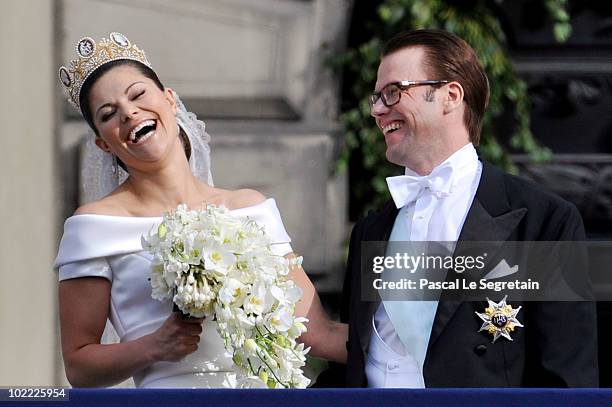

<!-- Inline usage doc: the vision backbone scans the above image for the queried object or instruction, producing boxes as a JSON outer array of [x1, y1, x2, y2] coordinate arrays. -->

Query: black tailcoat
[[339, 162, 598, 387]]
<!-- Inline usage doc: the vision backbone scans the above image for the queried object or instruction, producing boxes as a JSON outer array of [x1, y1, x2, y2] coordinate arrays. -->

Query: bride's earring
[[111, 154, 118, 174]]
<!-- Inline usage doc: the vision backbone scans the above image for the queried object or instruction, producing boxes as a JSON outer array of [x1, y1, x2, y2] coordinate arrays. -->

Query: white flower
[[203, 244, 236, 275], [243, 280, 273, 315], [284, 284, 303, 304], [265, 306, 293, 333], [218, 277, 247, 306], [286, 318, 306, 340], [150, 263, 171, 300], [182, 233, 205, 265], [143, 204, 310, 388]]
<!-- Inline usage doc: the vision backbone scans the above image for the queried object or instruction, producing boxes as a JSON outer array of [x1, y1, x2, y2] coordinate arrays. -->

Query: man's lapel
[[427, 162, 528, 349], [357, 201, 399, 354]]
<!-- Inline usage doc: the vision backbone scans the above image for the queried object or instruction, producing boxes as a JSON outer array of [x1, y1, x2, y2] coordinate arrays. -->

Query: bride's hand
[[149, 313, 204, 362]]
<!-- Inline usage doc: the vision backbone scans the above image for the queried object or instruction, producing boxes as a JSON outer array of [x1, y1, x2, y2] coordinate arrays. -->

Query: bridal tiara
[[58, 32, 151, 112]]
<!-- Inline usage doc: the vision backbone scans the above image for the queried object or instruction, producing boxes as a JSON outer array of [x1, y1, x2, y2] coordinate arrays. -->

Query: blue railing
[[9, 388, 612, 407]]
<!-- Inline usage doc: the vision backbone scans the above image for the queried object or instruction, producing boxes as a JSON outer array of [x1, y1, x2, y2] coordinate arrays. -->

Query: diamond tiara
[[58, 32, 151, 112]]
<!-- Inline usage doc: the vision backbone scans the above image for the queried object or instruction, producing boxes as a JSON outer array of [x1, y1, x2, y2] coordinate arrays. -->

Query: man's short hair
[[383, 29, 490, 144]]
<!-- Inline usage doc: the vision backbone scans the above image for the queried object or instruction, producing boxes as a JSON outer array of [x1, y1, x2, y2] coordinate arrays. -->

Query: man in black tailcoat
[[335, 29, 597, 388]]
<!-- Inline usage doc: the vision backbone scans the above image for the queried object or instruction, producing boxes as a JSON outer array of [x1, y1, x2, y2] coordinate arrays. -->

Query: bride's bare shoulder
[[212, 188, 267, 210], [73, 195, 130, 216]]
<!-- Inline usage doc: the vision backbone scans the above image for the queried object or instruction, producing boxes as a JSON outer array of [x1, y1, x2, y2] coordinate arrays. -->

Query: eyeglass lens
[[369, 84, 401, 109]]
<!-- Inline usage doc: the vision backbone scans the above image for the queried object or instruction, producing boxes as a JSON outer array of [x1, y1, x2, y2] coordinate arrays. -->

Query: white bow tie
[[386, 162, 455, 209]]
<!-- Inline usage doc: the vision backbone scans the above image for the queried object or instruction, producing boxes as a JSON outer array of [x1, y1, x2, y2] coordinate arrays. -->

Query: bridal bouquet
[[142, 204, 310, 388]]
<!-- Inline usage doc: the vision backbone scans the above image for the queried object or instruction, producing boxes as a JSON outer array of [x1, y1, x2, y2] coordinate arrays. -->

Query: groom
[[339, 29, 598, 387]]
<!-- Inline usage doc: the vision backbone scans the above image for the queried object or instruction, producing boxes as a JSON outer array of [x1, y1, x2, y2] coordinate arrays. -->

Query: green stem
[[254, 349, 289, 388]]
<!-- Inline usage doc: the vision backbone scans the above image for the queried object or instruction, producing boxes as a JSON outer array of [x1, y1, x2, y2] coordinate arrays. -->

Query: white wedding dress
[[54, 199, 293, 388]]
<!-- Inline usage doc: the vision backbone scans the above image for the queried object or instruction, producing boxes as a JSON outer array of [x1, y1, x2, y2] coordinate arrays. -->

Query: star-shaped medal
[[476, 296, 523, 343]]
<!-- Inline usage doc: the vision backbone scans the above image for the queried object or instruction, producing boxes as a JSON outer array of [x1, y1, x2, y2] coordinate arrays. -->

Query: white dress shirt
[[366, 143, 482, 388]]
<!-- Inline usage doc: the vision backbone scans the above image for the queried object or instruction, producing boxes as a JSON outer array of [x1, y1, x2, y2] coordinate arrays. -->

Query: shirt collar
[[404, 143, 478, 177]]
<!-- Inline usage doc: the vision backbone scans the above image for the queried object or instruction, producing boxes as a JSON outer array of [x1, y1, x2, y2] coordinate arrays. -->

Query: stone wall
[[0, 0, 60, 386]]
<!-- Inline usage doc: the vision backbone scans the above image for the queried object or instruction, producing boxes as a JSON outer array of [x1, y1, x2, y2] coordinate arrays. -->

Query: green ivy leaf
[[554, 23, 572, 42]]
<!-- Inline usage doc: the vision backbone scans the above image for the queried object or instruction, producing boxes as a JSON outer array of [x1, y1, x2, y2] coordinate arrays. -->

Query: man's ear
[[95, 137, 111, 152], [165, 87, 177, 116], [443, 81, 464, 114]]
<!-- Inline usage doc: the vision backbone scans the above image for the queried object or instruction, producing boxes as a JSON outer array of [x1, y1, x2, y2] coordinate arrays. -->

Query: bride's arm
[[286, 255, 347, 364], [59, 277, 203, 387]]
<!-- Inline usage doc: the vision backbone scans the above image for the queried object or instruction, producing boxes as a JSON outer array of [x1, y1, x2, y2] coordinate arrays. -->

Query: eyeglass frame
[[369, 80, 450, 110]]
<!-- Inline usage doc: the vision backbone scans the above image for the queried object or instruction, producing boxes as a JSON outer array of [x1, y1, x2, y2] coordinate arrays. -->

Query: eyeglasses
[[368, 80, 449, 110]]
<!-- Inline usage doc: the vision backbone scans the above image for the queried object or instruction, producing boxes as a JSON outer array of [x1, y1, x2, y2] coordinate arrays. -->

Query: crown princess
[[58, 32, 151, 112]]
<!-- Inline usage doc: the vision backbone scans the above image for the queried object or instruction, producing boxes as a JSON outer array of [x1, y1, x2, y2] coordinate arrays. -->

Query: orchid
[[143, 203, 310, 388]]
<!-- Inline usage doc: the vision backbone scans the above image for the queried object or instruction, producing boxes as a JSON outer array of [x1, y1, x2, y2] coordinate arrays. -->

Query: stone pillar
[[0, 0, 59, 386]]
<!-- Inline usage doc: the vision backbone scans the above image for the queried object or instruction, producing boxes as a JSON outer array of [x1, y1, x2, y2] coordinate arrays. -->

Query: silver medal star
[[476, 296, 523, 343]]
